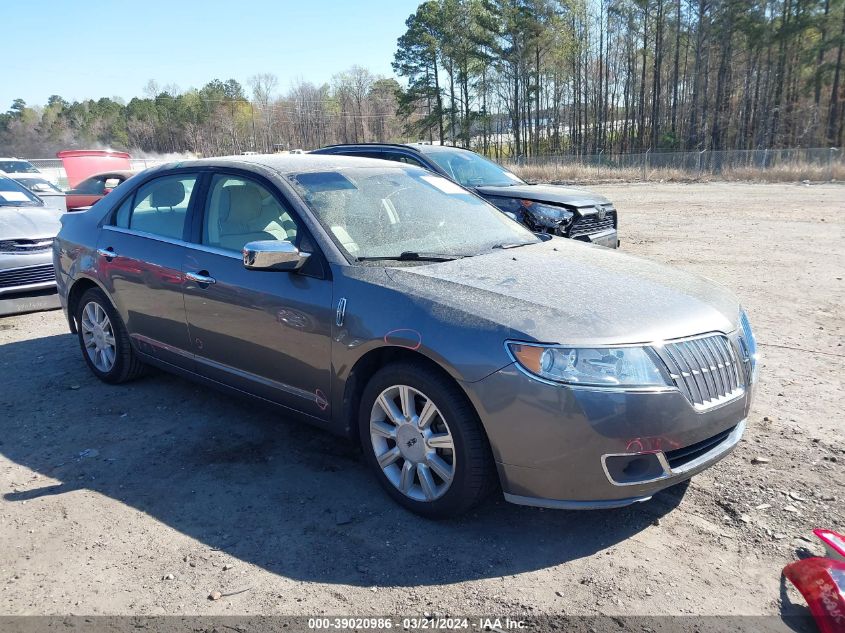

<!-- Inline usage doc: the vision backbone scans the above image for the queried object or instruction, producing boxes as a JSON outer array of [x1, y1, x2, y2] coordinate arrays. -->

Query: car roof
[[78, 170, 136, 181], [152, 153, 419, 176]]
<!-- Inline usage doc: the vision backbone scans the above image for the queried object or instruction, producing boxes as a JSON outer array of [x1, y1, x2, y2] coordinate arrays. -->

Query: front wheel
[[76, 287, 145, 384], [359, 361, 495, 518]]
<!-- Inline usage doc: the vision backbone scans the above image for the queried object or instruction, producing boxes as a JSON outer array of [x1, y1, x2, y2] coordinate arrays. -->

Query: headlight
[[507, 343, 671, 388], [739, 309, 759, 383], [522, 200, 574, 228]]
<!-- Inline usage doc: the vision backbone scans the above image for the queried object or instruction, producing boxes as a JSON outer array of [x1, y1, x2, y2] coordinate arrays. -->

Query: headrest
[[220, 185, 263, 224], [150, 180, 185, 208]]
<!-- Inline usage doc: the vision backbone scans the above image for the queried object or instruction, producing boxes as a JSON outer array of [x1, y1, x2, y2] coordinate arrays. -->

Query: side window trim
[[195, 168, 308, 248], [105, 171, 201, 242], [193, 167, 328, 279]]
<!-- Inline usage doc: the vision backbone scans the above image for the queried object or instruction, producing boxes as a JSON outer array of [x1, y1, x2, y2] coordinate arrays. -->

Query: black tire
[[75, 287, 145, 384], [358, 361, 496, 518]]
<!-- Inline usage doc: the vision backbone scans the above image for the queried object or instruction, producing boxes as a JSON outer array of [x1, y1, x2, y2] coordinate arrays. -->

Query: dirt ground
[[0, 182, 842, 625]]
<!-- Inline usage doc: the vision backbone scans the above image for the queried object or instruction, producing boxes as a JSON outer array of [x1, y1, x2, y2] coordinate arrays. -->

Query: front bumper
[[464, 364, 751, 509], [0, 289, 60, 317], [577, 228, 618, 249], [0, 251, 57, 297]]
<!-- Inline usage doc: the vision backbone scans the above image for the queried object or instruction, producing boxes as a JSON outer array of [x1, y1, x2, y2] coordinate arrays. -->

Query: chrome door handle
[[96, 247, 117, 258], [185, 271, 216, 285]]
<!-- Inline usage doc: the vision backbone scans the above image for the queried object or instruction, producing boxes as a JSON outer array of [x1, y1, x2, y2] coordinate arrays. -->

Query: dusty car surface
[[53, 155, 757, 517], [312, 143, 619, 248], [0, 175, 61, 315]]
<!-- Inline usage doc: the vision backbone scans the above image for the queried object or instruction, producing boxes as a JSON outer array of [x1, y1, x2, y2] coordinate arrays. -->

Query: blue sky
[[4, 0, 420, 109]]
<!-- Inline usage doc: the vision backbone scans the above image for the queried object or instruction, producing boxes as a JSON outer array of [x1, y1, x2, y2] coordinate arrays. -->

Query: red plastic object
[[816, 530, 845, 561], [783, 557, 845, 633], [56, 150, 131, 188]]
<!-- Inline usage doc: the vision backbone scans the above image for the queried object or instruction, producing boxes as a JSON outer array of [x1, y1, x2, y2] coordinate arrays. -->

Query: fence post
[[762, 148, 768, 171], [697, 150, 706, 179], [642, 148, 651, 181], [830, 147, 839, 181], [597, 149, 604, 179]]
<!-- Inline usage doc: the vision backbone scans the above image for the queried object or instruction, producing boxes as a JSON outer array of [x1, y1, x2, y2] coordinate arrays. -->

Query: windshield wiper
[[356, 251, 465, 263], [491, 241, 533, 250]]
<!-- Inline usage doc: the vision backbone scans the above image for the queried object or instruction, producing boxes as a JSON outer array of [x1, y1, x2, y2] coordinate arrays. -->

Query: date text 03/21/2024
[[307, 617, 527, 630]]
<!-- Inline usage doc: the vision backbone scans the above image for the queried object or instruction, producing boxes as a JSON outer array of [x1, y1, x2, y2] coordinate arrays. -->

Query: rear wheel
[[359, 361, 495, 518], [76, 287, 144, 384]]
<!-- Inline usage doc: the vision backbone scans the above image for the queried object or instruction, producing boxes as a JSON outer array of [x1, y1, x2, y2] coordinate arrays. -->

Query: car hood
[[475, 183, 610, 208], [385, 239, 740, 346], [0, 206, 62, 240]]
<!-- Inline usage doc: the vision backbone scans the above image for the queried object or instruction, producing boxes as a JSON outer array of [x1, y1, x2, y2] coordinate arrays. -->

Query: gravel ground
[[0, 182, 842, 624]]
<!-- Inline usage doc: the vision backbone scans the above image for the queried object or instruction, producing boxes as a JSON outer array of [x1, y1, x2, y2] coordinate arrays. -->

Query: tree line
[[2, 0, 843, 159], [394, 0, 845, 157], [0, 68, 403, 158]]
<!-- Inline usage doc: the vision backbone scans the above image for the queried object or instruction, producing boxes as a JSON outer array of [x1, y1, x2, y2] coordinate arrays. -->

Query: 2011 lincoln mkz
[[53, 155, 758, 518]]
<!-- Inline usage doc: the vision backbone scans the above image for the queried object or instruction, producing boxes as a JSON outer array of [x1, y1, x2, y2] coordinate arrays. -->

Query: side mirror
[[243, 240, 310, 272]]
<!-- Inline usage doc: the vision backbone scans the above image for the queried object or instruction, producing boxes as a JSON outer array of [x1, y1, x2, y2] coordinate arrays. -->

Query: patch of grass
[[506, 161, 845, 184]]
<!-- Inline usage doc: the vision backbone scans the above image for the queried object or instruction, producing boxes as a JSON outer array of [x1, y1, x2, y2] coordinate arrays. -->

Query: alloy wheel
[[80, 300, 117, 373], [369, 384, 456, 502]]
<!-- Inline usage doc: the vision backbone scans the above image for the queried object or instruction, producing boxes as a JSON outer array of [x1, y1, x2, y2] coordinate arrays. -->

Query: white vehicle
[[8, 174, 67, 215], [0, 158, 41, 176]]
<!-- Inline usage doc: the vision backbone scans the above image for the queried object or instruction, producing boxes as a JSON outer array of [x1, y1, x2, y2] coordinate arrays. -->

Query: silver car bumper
[[0, 262, 57, 296], [463, 363, 752, 509], [584, 228, 619, 249], [505, 419, 746, 509]]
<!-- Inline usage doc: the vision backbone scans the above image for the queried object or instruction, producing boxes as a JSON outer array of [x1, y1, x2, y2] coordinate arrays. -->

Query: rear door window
[[113, 174, 198, 240]]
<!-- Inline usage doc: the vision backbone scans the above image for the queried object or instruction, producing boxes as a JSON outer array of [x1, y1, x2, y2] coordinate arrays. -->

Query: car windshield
[[424, 150, 525, 188], [288, 166, 538, 261], [0, 160, 39, 174], [0, 176, 43, 207], [16, 177, 63, 194]]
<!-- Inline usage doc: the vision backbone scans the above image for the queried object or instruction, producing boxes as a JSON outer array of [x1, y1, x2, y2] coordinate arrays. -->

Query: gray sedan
[[53, 155, 758, 518]]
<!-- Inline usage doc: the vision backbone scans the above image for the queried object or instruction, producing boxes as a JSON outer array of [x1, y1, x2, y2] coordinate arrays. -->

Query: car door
[[182, 171, 334, 420], [96, 172, 200, 369]]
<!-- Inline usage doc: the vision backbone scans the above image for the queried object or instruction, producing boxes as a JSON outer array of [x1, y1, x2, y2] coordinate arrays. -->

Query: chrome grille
[[0, 238, 54, 254], [569, 207, 616, 238], [654, 334, 744, 410], [0, 264, 56, 289]]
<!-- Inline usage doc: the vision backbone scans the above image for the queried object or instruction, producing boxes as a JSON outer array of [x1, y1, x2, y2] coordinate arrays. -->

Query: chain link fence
[[503, 147, 844, 182], [22, 148, 844, 188]]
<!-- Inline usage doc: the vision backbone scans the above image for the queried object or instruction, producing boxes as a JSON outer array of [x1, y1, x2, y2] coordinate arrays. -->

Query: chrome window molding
[[102, 225, 241, 260]]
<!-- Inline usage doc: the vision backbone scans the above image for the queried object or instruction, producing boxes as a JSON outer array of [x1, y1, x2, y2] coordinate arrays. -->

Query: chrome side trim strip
[[102, 225, 241, 260], [130, 333, 194, 360], [193, 353, 319, 404]]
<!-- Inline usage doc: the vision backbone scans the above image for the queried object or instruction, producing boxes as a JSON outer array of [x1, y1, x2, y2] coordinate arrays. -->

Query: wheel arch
[[66, 275, 112, 333], [340, 345, 484, 447]]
